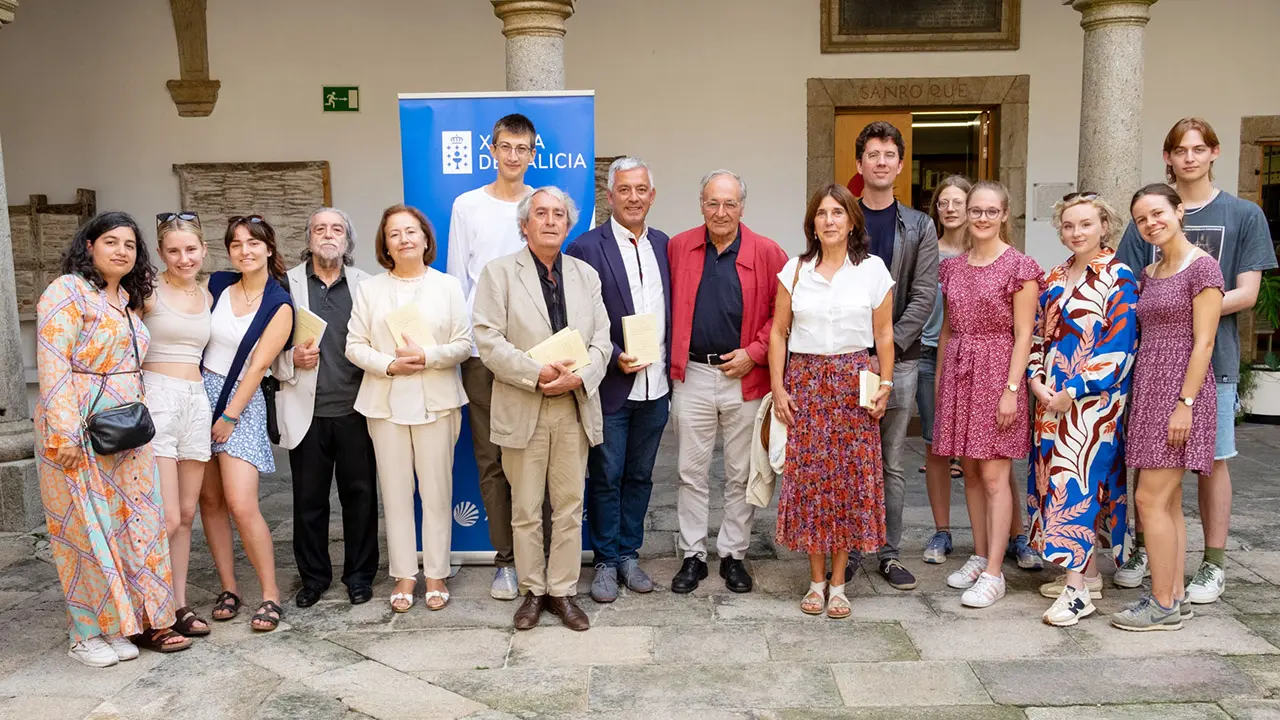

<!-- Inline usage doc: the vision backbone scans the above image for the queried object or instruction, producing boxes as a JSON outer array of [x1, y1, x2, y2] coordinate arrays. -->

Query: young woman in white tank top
[[142, 212, 214, 638]]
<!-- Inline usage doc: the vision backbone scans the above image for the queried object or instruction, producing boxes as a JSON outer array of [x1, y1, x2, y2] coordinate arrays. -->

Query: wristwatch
[[1006, 382, 1018, 393], [1180, 396, 1195, 407], [881, 380, 895, 389]]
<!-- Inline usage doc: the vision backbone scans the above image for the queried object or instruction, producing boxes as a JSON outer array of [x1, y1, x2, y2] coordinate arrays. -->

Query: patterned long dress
[[35, 274, 175, 642], [1026, 249, 1139, 571]]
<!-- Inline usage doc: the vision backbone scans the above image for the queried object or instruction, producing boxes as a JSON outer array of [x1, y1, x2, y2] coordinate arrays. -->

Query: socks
[[1135, 532, 1145, 549], [1204, 547, 1226, 569]]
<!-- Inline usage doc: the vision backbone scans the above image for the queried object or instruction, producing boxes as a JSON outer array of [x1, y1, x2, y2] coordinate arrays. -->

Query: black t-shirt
[[861, 200, 898, 269], [690, 229, 745, 356]]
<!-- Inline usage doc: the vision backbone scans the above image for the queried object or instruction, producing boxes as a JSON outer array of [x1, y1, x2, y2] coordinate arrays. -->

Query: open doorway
[[835, 108, 998, 215]]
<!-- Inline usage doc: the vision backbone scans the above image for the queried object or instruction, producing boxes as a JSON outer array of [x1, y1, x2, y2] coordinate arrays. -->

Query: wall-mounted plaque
[[821, 0, 1021, 53], [7, 190, 97, 318]]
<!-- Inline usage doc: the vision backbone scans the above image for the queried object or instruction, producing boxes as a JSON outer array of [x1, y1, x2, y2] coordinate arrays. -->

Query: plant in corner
[[1242, 271, 1280, 422]]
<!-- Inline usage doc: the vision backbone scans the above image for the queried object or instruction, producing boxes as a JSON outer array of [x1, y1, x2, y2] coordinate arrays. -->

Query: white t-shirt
[[203, 288, 256, 379], [778, 254, 894, 355], [446, 186, 528, 356], [610, 216, 669, 401]]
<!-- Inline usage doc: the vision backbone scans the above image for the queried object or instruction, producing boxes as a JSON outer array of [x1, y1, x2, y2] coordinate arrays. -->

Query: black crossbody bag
[[81, 308, 156, 455]]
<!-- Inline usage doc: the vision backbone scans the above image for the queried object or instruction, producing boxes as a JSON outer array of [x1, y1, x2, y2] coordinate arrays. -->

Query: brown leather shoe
[[546, 595, 590, 631], [513, 593, 545, 630]]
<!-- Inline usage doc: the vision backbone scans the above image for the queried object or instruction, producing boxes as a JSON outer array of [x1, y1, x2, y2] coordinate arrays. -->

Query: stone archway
[[807, 75, 1030, 250]]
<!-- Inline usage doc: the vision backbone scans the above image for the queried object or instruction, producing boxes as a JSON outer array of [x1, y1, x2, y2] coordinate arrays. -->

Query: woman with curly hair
[[35, 211, 191, 666]]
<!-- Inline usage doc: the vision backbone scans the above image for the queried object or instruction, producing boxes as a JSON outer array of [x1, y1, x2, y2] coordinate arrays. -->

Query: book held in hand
[[621, 313, 660, 367], [527, 327, 592, 374], [859, 369, 881, 410], [385, 304, 436, 348]]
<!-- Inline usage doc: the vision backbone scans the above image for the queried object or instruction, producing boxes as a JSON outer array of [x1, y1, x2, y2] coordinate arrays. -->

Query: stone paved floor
[[2, 425, 1280, 719]]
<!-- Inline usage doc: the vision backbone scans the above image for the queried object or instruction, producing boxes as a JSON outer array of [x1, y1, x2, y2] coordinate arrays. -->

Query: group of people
[[33, 113, 1274, 668]]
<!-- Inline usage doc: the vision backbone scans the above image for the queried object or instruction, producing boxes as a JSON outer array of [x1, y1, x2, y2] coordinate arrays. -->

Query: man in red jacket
[[667, 169, 788, 594]]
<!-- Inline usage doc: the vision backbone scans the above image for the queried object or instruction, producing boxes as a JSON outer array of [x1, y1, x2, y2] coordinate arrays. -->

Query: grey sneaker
[[1185, 561, 1226, 604], [619, 557, 654, 593], [490, 566, 519, 601], [1007, 534, 1043, 570], [1113, 547, 1149, 588], [1110, 595, 1183, 632], [923, 531, 953, 564], [591, 564, 619, 603]]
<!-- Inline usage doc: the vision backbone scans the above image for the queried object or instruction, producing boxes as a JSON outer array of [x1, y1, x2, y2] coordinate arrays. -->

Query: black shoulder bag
[[82, 307, 156, 455]]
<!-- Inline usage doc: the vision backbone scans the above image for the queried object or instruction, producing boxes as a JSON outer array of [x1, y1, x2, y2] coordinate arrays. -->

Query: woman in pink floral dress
[[934, 181, 1043, 609]]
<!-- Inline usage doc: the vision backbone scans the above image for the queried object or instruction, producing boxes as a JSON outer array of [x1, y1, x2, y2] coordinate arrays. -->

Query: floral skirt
[[202, 370, 275, 474], [775, 351, 885, 554]]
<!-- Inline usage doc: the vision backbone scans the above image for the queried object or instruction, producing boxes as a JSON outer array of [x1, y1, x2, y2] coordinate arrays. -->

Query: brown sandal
[[132, 627, 192, 653], [251, 600, 284, 632], [212, 591, 241, 621], [172, 606, 211, 637]]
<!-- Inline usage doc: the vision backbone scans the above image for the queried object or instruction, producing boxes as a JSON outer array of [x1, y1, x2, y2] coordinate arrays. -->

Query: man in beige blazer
[[273, 207, 377, 608], [473, 186, 611, 632]]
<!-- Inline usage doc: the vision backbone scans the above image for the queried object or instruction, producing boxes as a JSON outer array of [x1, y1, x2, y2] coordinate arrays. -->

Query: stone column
[[490, 0, 575, 91], [0, 3, 40, 532], [1072, 0, 1159, 217]]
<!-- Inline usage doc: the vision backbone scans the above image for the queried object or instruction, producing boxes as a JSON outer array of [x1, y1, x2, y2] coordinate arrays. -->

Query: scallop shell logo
[[453, 501, 480, 527]]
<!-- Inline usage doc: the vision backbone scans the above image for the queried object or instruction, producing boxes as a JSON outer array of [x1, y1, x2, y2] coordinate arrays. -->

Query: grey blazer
[[889, 200, 940, 359], [472, 248, 612, 450]]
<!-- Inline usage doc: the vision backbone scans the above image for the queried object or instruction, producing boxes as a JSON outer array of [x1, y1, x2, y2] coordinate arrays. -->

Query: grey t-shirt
[[1117, 190, 1277, 383], [921, 247, 964, 348]]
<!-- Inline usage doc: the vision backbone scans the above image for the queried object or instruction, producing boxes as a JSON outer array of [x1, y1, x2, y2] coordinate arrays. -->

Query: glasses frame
[[156, 211, 199, 226], [1061, 191, 1099, 202], [227, 214, 266, 226], [966, 206, 1005, 220]]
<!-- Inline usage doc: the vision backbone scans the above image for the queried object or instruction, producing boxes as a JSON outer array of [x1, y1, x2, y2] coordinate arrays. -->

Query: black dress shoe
[[295, 586, 325, 608], [720, 557, 753, 593], [670, 556, 708, 594], [348, 585, 373, 605]]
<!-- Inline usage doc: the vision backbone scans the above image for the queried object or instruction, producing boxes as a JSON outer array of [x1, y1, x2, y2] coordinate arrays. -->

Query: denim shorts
[[916, 346, 937, 445], [1214, 381, 1238, 461]]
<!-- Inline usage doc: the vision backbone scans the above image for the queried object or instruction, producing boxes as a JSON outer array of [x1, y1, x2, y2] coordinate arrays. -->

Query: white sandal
[[389, 592, 414, 613], [801, 581, 827, 615], [423, 590, 450, 611], [826, 583, 851, 619]]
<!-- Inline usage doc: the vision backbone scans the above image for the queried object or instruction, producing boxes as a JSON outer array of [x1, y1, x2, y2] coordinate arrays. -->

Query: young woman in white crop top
[[142, 212, 214, 638]]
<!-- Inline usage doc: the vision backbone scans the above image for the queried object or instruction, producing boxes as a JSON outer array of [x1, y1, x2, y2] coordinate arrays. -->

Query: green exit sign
[[323, 86, 359, 112]]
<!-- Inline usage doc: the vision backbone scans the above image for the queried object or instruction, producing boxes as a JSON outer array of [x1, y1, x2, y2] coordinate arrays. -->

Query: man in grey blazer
[[274, 207, 377, 608], [473, 187, 612, 632]]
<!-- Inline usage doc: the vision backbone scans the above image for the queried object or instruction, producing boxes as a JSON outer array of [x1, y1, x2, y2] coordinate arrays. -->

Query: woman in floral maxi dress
[[36, 212, 188, 667], [1026, 194, 1139, 627]]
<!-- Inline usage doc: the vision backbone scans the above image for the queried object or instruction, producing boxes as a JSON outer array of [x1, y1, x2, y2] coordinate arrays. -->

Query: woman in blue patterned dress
[[1027, 193, 1139, 627]]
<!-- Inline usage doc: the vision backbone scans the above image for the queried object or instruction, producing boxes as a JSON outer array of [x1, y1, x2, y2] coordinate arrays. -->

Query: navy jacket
[[207, 271, 294, 422], [565, 221, 672, 416]]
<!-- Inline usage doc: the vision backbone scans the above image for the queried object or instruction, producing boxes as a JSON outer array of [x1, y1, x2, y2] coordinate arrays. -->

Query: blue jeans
[[587, 395, 670, 567]]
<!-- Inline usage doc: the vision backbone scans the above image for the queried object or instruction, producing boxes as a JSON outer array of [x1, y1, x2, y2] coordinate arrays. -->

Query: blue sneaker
[[922, 531, 953, 564], [1007, 534, 1043, 571]]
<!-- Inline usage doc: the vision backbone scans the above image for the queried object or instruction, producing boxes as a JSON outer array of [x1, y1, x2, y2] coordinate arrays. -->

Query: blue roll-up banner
[[398, 90, 596, 564]]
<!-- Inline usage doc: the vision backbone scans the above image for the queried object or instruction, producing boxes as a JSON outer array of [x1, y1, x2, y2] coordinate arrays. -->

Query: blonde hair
[[1051, 194, 1122, 249], [157, 217, 204, 249], [963, 180, 1011, 250]]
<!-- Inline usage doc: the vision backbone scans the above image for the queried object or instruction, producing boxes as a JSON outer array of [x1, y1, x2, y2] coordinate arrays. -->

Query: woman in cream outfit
[[346, 204, 471, 612]]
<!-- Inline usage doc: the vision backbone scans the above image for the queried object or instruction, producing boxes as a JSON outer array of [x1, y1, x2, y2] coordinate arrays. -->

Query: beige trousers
[[367, 414, 462, 580], [672, 361, 761, 560], [501, 394, 588, 597]]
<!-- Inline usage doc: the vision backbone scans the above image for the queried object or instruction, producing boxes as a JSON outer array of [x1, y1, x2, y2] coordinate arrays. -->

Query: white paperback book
[[859, 369, 881, 410]]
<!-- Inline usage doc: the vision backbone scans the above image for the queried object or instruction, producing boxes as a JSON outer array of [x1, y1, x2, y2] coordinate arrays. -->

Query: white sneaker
[[1185, 562, 1226, 604], [68, 636, 119, 668], [107, 636, 138, 661], [490, 567, 519, 601], [961, 572, 1006, 608], [1039, 574, 1103, 599], [1043, 584, 1096, 627], [946, 555, 987, 589], [1113, 548, 1149, 588]]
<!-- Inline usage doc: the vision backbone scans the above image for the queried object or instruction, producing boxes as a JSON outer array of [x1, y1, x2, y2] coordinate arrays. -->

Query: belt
[[688, 352, 730, 366]]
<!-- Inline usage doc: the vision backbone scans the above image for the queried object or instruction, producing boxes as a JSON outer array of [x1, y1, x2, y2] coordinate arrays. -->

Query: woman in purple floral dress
[[1112, 184, 1224, 633]]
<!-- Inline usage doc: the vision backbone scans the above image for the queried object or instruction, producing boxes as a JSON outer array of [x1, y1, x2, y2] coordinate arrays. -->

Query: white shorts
[[143, 370, 213, 462]]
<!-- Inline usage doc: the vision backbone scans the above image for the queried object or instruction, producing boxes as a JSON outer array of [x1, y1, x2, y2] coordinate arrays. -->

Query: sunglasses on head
[[227, 215, 268, 229], [1062, 191, 1099, 202], [157, 211, 199, 225]]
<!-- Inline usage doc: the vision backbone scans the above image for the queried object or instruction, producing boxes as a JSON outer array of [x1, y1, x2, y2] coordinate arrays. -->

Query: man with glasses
[[274, 207, 377, 607], [845, 121, 940, 591], [447, 113, 541, 601], [668, 169, 788, 594]]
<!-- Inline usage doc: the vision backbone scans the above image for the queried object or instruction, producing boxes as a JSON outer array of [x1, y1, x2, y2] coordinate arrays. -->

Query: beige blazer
[[273, 262, 371, 450], [473, 248, 611, 450], [344, 268, 472, 422]]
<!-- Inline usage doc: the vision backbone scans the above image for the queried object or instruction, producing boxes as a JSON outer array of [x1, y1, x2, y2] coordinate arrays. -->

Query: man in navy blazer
[[566, 157, 672, 604]]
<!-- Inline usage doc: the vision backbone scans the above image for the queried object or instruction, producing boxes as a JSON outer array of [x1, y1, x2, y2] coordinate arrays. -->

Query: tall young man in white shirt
[[1117, 117, 1277, 604], [447, 113, 538, 600]]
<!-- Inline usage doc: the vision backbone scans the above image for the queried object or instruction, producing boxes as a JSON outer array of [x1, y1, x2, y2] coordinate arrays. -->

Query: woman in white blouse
[[346, 204, 472, 612], [768, 183, 894, 619]]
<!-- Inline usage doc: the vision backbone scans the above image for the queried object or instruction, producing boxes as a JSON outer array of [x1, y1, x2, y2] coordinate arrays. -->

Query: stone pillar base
[[0, 459, 40, 532]]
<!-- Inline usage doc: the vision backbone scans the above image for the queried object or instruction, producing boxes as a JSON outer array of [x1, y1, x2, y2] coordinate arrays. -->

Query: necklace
[[163, 272, 201, 297], [240, 282, 265, 305], [389, 270, 426, 283]]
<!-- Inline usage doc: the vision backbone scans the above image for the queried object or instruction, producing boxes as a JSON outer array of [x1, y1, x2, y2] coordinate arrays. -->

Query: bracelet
[[220, 413, 239, 425]]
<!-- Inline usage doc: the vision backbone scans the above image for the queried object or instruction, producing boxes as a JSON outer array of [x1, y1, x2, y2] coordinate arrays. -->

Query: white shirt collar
[[610, 215, 648, 245]]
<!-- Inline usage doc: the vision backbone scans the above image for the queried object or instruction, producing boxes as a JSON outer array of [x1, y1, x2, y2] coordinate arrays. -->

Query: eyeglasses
[[702, 200, 742, 213], [227, 214, 266, 226], [862, 151, 899, 163], [967, 207, 1004, 220], [936, 199, 965, 211], [157, 211, 199, 226], [494, 142, 532, 158], [1062, 191, 1099, 202]]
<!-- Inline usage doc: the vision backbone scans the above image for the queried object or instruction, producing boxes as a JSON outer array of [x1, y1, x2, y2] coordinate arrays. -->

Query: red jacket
[[668, 223, 789, 401]]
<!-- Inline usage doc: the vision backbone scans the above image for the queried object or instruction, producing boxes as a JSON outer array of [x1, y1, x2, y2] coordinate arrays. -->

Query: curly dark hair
[[60, 211, 156, 311], [801, 184, 869, 266]]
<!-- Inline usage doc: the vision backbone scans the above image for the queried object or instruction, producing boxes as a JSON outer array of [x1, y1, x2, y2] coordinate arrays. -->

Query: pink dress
[[1125, 255, 1223, 475], [934, 248, 1043, 460]]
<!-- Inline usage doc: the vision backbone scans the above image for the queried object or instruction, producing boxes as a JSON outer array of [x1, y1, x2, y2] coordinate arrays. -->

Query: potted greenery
[[1241, 272, 1280, 422]]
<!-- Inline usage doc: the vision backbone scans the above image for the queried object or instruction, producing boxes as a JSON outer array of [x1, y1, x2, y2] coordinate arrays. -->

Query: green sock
[[1204, 547, 1226, 569], [1135, 532, 1145, 549]]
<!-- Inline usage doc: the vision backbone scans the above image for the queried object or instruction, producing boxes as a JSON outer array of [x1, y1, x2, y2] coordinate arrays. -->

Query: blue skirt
[[202, 370, 275, 474]]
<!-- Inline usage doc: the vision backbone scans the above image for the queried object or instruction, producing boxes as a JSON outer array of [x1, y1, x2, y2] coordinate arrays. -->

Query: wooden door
[[835, 111, 913, 202]]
